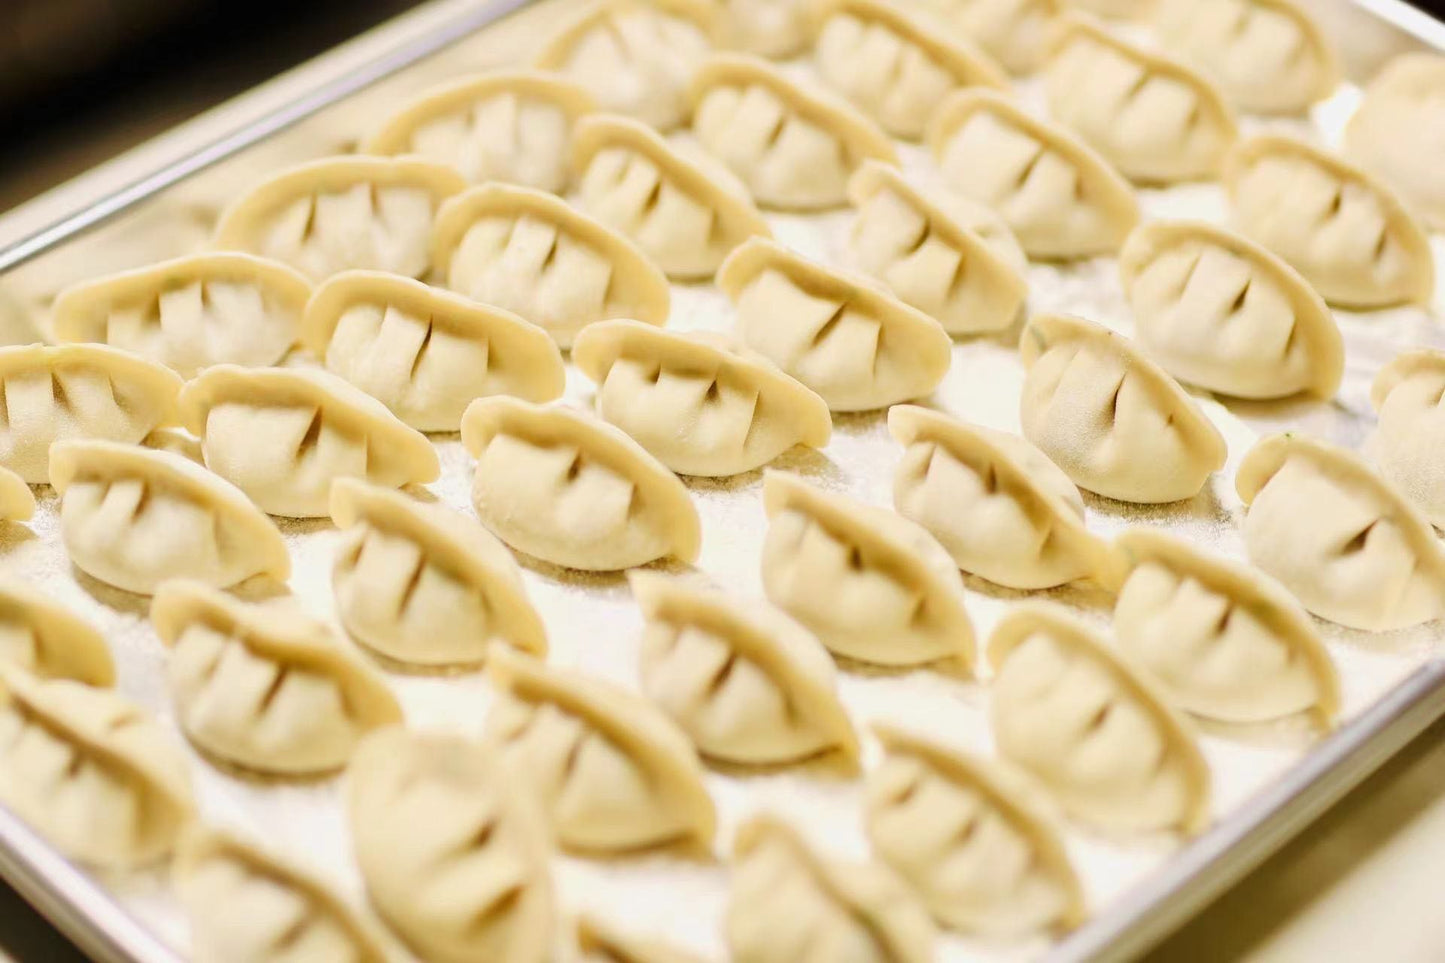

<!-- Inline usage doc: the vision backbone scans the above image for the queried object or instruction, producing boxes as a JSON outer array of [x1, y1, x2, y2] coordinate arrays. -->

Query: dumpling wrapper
[[432, 182, 670, 348], [365, 70, 595, 191], [989, 604, 1212, 834], [179, 365, 439, 518], [688, 53, 899, 210], [1236, 432, 1445, 632], [761, 470, 975, 669], [1154, 0, 1338, 115], [0, 581, 112, 685], [214, 156, 466, 282], [50, 253, 312, 378], [866, 723, 1085, 935], [1019, 313, 1227, 503], [174, 827, 391, 963], [0, 665, 194, 867], [571, 319, 831, 477], [811, 0, 1009, 140], [461, 397, 700, 571], [722, 0, 811, 58], [346, 727, 555, 963], [1119, 220, 1344, 400], [1371, 349, 1445, 530], [577, 915, 707, 963], [301, 270, 565, 432], [152, 580, 402, 774], [49, 440, 290, 595], [846, 161, 1028, 336], [484, 645, 717, 854], [1345, 52, 1445, 231], [928, 88, 1139, 258], [572, 112, 770, 279], [727, 813, 936, 963], [330, 478, 547, 667], [0, 343, 182, 484], [0, 467, 33, 523], [910, 0, 1063, 74], [535, 0, 718, 130], [630, 570, 858, 765], [1044, 15, 1236, 183], [1225, 135, 1435, 309], [888, 405, 1120, 590], [717, 237, 952, 412], [1114, 528, 1340, 725]]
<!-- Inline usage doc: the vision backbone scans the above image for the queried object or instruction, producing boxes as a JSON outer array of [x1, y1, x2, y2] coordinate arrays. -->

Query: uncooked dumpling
[[214, 157, 466, 281], [572, 113, 770, 279], [1114, 528, 1340, 724], [630, 571, 857, 765], [535, 0, 717, 130], [346, 727, 554, 963], [301, 270, 565, 431], [0, 343, 181, 484], [866, 724, 1085, 935], [1236, 432, 1445, 631], [1154, 0, 1338, 115], [812, 0, 1008, 139], [484, 645, 716, 853], [152, 580, 402, 774], [0, 467, 33, 523], [577, 915, 707, 963], [1345, 53, 1445, 231], [1119, 220, 1344, 399], [432, 182, 670, 348], [989, 604, 1211, 833], [689, 53, 898, 210], [49, 440, 290, 595], [365, 70, 595, 191], [50, 253, 312, 377], [1019, 314, 1227, 503], [717, 237, 952, 412], [1371, 350, 1445, 529], [1225, 135, 1435, 308], [178, 365, 439, 518], [928, 89, 1139, 258], [461, 396, 700, 570], [0, 665, 194, 867], [330, 478, 547, 667], [912, 0, 1062, 74], [888, 405, 1119, 589], [727, 813, 936, 963], [1044, 15, 1236, 183], [571, 319, 831, 476], [846, 161, 1028, 336], [761, 470, 975, 668], [0, 581, 112, 685], [174, 827, 390, 963]]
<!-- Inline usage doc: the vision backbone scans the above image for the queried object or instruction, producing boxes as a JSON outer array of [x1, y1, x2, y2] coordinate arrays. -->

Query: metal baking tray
[[1, 0, 1444, 961]]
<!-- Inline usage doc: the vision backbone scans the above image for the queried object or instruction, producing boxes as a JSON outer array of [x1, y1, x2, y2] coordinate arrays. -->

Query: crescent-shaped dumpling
[[989, 604, 1211, 834], [761, 470, 975, 669], [1119, 220, 1343, 400], [178, 365, 439, 518], [301, 271, 565, 431], [1370, 349, 1445, 529], [50, 440, 290, 595], [1345, 52, 1445, 231], [571, 319, 831, 476], [718, 237, 952, 412], [152, 580, 402, 774], [0, 467, 33, 523], [0, 343, 182, 484], [484, 645, 717, 853], [0, 581, 111, 685], [0, 665, 194, 867], [330, 478, 546, 667], [630, 571, 857, 765], [1019, 313, 1227, 503], [888, 405, 1120, 590], [572, 113, 770, 279], [461, 397, 700, 570], [214, 157, 466, 281], [432, 182, 670, 348], [1236, 432, 1445, 631], [50, 253, 312, 377]]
